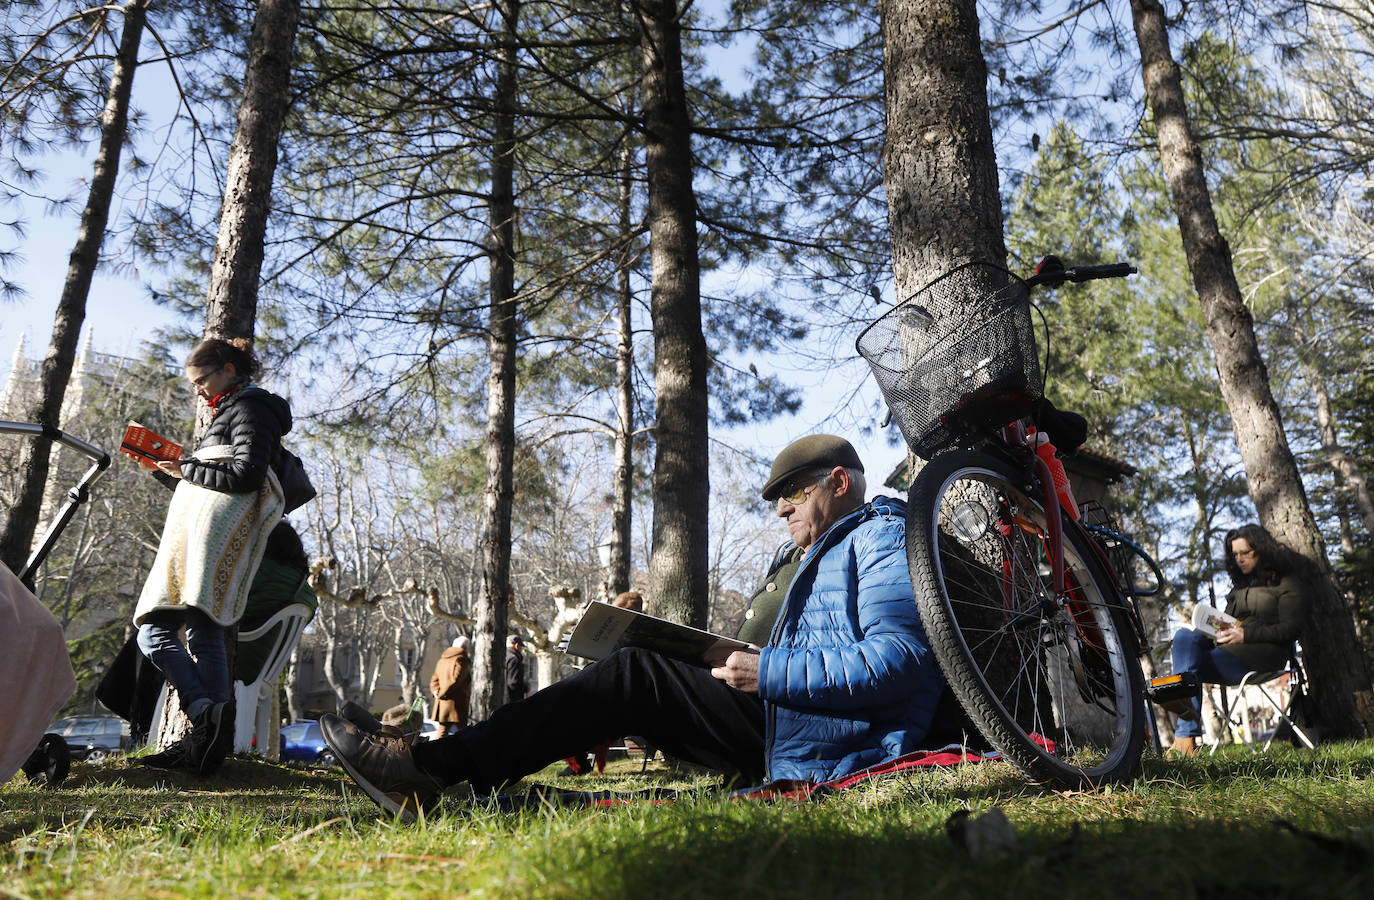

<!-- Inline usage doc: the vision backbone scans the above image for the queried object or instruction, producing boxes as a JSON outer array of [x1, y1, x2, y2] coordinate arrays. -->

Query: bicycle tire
[[907, 450, 1146, 788]]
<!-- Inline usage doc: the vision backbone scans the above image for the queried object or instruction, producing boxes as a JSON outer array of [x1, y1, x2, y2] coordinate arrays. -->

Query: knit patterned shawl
[[135, 464, 285, 627]]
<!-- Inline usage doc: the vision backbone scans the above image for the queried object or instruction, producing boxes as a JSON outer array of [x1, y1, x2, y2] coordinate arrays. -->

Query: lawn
[[3, 742, 1373, 898]]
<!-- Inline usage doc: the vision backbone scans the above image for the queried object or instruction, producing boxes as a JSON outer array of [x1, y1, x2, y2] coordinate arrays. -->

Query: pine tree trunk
[[472, 0, 521, 722], [0, 0, 147, 576], [203, 0, 300, 342], [639, 0, 709, 628], [1130, 0, 1374, 738], [157, 0, 300, 750], [880, 0, 1006, 292]]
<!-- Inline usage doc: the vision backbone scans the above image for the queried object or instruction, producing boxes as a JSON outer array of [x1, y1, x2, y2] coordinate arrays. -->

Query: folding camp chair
[[1211, 647, 1315, 753]]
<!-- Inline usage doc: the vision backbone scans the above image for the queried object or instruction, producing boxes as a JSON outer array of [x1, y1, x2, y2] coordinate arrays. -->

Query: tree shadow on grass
[[0, 754, 353, 838]]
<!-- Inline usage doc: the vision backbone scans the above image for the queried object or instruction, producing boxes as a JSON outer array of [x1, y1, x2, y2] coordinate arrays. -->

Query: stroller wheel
[[22, 733, 70, 787]]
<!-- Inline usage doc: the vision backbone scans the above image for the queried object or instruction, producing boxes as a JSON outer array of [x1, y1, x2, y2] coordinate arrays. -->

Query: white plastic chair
[[232, 603, 313, 754]]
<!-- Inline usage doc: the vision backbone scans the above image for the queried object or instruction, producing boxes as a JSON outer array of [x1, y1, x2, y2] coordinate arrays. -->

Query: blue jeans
[[1170, 627, 1253, 737], [137, 608, 231, 716]]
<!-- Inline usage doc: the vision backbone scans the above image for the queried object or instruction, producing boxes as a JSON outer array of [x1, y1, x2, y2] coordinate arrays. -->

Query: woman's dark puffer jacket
[[1221, 573, 1308, 672], [180, 386, 292, 494]]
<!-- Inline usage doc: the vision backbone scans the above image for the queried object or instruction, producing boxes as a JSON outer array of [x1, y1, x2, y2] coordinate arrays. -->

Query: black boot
[[189, 701, 230, 775], [140, 736, 196, 770]]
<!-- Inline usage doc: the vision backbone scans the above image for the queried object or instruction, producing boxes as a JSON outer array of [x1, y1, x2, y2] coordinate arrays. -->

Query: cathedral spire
[[0, 333, 30, 417]]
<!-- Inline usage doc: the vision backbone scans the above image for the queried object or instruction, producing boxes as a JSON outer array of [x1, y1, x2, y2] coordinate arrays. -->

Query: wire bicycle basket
[[856, 262, 1043, 459]]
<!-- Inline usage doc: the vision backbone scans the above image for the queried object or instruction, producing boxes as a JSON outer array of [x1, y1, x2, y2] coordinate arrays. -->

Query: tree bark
[[0, 0, 148, 577], [202, 0, 300, 343], [880, 0, 1006, 294], [472, 0, 521, 722], [1130, 0, 1374, 737], [637, 0, 709, 628]]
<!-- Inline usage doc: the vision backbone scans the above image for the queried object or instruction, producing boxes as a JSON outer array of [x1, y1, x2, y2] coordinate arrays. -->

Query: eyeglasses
[[1233, 548, 1258, 559], [777, 473, 828, 505], [188, 366, 222, 388]]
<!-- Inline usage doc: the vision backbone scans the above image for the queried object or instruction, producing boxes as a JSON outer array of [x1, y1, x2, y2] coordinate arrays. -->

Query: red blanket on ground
[[487, 745, 1008, 812], [735, 745, 999, 801]]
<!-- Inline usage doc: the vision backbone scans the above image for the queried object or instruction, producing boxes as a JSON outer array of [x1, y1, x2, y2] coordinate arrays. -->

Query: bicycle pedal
[[1146, 672, 1201, 720]]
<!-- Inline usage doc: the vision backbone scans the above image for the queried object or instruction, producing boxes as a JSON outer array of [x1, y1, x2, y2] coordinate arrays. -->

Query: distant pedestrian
[[611, 590, 643, 612], [505, 635, 528, 703], [431, 637, 472, 734]]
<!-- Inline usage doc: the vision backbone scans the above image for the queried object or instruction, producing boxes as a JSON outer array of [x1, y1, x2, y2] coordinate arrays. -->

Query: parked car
[[279, 720, 336, 766], [46, 715, 130, 762]]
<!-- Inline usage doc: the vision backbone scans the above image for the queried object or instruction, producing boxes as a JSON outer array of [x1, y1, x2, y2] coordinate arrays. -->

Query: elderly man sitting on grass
[[321, 434, 946, 822]]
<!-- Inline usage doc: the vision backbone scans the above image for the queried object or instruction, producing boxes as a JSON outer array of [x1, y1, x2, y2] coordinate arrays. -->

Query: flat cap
[[761, 434, 864, 501]]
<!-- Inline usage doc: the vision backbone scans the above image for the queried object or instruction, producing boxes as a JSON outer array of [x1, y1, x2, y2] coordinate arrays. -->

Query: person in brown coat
[[430, 637, 471, 735], [611, 590, 643, 612]]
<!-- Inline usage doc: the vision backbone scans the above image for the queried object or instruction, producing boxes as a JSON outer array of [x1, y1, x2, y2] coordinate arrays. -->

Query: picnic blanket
[[135, 464, 284, 627], [476, 744, 1011, 812], [0, 563, 76, 783]]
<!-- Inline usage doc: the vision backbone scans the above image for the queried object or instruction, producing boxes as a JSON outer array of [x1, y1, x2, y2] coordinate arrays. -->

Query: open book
[[119, 422, 183, 464], [564, 601, 748, 666], [1192, 602, 1238, 638]]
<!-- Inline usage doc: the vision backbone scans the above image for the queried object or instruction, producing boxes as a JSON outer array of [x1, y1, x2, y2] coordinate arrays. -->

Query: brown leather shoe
[[1169, 735, 1197, 757], [320, 714, 444, 823]]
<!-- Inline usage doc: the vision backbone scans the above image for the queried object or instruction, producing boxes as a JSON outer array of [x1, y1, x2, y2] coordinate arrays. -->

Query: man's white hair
[[813, 465, 866, 499], [842, 466, 867, 499]]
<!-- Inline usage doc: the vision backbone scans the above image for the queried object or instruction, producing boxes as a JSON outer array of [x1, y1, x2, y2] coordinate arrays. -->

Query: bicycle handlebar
[[1026, 256, 1137, 288]]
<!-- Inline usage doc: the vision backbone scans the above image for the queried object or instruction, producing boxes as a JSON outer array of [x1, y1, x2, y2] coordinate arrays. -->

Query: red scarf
[[207, 380, 247, 415]]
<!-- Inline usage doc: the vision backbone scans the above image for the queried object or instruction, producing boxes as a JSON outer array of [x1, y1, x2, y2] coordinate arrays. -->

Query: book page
[[565, 601, 748, 666], [1191, 602, 1237, 639], [119, 422, 183, 463]]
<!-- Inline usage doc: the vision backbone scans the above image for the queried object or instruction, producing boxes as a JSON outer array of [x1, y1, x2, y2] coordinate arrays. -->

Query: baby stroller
[[1, 421, 111, 786]]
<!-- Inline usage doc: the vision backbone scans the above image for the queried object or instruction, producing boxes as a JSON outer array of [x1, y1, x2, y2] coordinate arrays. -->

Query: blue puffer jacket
[[757, 495, 944, 783]]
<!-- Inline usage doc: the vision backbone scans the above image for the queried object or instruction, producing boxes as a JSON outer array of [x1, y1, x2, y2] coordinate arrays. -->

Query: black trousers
[[410, 647, 767, 792]]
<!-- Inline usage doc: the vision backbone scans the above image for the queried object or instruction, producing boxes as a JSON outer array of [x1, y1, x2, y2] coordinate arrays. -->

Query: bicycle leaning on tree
[[858, 256, 1165, 789]]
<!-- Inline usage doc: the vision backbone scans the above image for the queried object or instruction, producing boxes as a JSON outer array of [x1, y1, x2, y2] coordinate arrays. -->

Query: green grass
[[4, 743, 1374, 898]]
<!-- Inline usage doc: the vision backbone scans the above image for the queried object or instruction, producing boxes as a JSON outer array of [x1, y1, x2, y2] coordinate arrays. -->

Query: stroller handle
[[2, 421, 112, 583]]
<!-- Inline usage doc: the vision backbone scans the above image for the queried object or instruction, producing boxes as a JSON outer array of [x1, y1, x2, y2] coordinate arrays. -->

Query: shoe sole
[[322, 720, 424, 825]]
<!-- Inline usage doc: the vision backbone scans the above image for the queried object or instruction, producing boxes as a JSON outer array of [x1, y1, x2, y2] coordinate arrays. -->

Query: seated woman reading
[[1169, 523, 1309, 756]]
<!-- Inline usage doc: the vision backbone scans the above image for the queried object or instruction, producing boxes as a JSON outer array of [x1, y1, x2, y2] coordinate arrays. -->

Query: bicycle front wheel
[[907, 450, 1145, 788]]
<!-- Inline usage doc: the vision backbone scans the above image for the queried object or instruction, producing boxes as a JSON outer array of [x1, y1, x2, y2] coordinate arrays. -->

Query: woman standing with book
[[133, 338, 291, 774], [1169, 523, 1310, 756]]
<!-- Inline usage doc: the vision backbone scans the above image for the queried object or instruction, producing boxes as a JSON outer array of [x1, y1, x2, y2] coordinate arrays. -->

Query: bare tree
[[609, 139, 638, 598]]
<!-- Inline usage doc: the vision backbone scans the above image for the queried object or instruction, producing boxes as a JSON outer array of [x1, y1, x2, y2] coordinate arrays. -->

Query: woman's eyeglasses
[[189, 366, 222, 388]]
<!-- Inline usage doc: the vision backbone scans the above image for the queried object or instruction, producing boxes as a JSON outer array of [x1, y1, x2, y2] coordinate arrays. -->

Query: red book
[[119, 422, 183, 464]]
